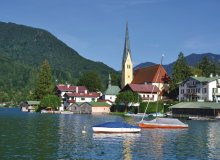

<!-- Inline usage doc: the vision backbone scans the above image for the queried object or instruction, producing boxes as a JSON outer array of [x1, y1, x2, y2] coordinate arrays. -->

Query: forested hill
[[0, 21, 120, 102], [0, 21, 118, 84]]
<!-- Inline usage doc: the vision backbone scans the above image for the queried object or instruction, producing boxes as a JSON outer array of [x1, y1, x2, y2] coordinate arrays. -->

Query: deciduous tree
[[77, 71, 103, 92], [40, 94, 61, 110], [115, 91, 142, 112]]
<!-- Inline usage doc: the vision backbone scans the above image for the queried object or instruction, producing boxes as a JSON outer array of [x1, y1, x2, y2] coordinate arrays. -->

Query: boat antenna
[[141, 54, 164, 121]]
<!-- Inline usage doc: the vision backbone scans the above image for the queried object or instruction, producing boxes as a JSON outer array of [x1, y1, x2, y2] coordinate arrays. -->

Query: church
[[120, 24, 170, 101]]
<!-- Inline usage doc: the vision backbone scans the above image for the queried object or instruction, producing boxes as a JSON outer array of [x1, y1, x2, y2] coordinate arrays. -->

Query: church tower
[[121, 23, 133, 88]]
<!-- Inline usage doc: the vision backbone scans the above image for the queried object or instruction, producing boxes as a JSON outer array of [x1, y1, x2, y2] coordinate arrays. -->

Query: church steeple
[[108, 73, 111, 88], [121, 23, 133, 88], [122, 22, 132, 64]]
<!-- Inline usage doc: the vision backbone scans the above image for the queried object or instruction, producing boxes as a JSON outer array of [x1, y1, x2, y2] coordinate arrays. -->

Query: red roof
[[56, 84, 87, 93], [132, 65, 169, 84], [122, 84, 159, 93], [65, 92, 100, 98]]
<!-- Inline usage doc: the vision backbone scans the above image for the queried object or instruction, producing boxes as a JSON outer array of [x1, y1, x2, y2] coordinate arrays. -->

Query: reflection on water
[[1, 108, 220, 159], [93, 133, 141, 160], [207, 121, 220, 159]]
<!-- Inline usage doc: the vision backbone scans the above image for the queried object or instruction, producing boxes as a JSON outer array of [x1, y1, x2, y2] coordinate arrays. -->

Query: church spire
[[108, 73, 111, 88], [121, 23, 133, 88], [122, 22, 132, 64]]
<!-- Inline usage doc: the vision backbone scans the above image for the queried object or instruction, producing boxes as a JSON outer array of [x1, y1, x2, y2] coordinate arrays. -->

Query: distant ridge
[[135, 53, 220, 75]]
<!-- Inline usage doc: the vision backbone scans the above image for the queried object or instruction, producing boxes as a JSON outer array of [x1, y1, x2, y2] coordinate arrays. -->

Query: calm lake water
[[0, 108, 220, 160]]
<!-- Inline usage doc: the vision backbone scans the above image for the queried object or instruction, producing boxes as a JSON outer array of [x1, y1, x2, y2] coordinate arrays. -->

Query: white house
[[64, 92, 100, 106], [120, 84, 160, 102], [179, 75, 220, 102]]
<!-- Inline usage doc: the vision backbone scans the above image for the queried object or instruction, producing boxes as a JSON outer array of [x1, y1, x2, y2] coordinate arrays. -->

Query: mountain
[[0, 22, 118, 81], [135, 53, 220, 75], [0, 21, 120, 102]]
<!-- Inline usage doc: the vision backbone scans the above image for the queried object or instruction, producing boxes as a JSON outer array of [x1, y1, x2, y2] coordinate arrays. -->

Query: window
[[81, 98, 85, 100], [92, 98, 95, 101], [127, 64, 131, 69], [203, 88, 207, 93], [197, 88, 200, 93]]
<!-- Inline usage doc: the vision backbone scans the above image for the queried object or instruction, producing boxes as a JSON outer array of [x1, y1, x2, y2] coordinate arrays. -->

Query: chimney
[[85, 90, 88, 94], [76, 87, 78, 93], [194, 75, 197, 77], [67, 84, 70, 88], [210, 73, 213, 78]]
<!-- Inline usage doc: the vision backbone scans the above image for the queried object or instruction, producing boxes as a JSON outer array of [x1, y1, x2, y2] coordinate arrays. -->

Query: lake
[[0, 108, 220, 160]]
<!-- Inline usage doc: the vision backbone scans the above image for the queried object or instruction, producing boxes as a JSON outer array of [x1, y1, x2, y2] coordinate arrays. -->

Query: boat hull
[[138, 123, 188, 129], [92, 127, 141, 133], [138, 118, 189, 129]]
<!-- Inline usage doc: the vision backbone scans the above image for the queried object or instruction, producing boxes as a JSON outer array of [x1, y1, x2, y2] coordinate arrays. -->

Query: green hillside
[[0, 22, 120, 103]]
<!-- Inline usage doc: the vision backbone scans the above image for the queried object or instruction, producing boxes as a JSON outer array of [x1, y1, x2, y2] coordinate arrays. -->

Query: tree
[[197, 56, 217, 77], [77, 71, 103, 92], [115, 91, 142, 112], [33, 60, 53, 100], [169, 52, 192, 98], [40, 94, 61, 110]]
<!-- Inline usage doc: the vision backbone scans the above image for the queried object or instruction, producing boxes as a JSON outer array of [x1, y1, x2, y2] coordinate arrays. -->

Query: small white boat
[[92, 122, 141, 133], [149, 112, 166, 117], [124, 113, 149, 118]]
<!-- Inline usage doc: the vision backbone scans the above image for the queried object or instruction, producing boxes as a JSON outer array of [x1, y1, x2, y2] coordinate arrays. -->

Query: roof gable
[[132, 65, 169, 84], [182, 76, 220, 84], [88, 102, 111, 107], [56, 84, 87, 92]]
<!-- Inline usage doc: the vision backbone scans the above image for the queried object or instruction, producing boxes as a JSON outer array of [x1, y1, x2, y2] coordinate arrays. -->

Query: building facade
[[179, 75, 220, 102], [121, 84, 160, 102]]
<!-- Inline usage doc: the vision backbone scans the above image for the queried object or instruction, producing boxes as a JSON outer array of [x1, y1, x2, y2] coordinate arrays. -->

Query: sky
[[0, 0, 220, 70]]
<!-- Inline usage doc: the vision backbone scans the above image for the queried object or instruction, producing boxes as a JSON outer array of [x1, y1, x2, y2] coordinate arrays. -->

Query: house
[[90, 102, 111, 113], [120, 84, 160, 102], [20, 101, 40, 112], [170, 102, 220, 117], [102, 74, 120, 103], [67, 102, 110, 114], [64, 92, 100, 106], [179, 75, 220, 102], [132, 64, 169, 96], [55, 84, 88, 99]]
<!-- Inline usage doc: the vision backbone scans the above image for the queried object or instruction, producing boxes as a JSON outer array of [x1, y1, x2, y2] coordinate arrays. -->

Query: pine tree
[[33, 60, 53, 100], [169, 52, 192, 97], [197, 56, 217, 77]]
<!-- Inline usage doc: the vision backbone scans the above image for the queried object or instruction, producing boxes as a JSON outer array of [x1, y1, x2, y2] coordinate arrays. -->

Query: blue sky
[[0, 0, 220, 70]]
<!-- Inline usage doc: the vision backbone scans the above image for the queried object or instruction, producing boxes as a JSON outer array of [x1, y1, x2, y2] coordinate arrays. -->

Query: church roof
[[121, 84, 160, 93], [122, 23, 132, 64], [104, 85, 121, 95], [132, 64, 169, 84]]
